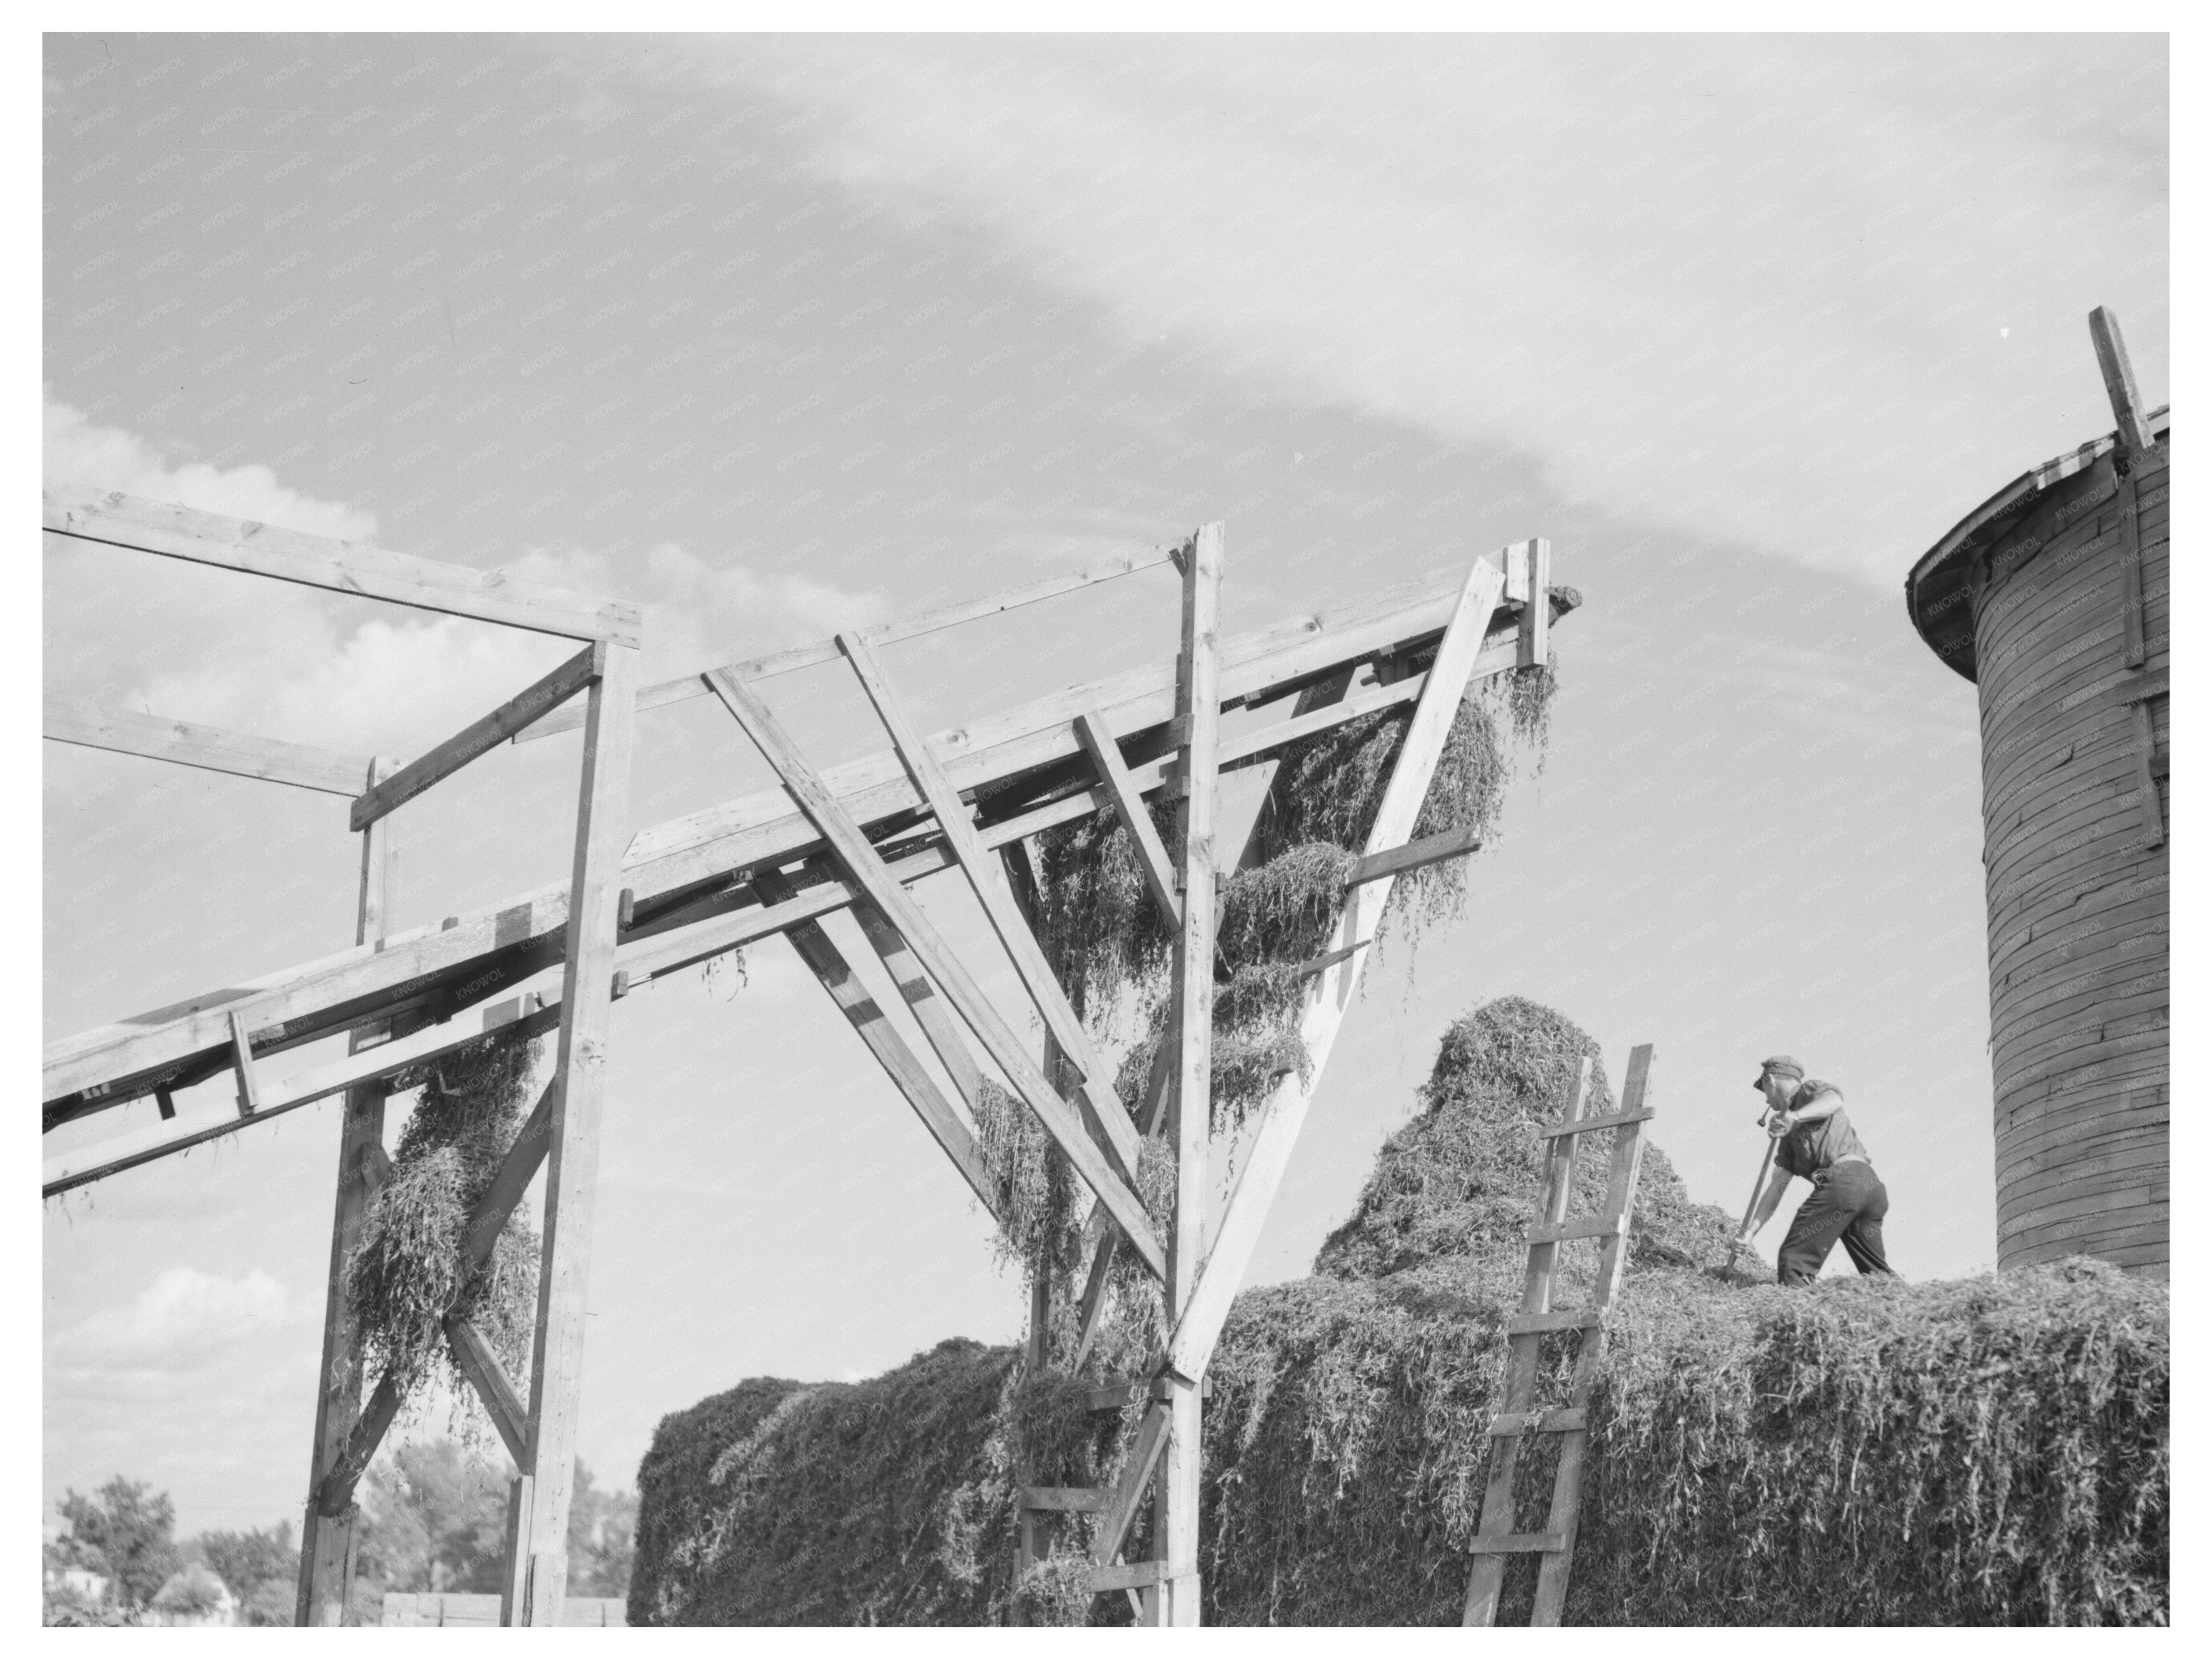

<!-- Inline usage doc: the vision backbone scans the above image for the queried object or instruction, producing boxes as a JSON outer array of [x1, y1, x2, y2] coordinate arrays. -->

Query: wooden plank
[[704, 663, 1166, 1279], [43, 696, 374, 796], [1162, 551, 1510, 1386], [1505, 1308, 1606, 1335], [1341, 824, 1482, 889], [519, 545, 1177, 743], [313, 1372, 401, 1516], [1089, 1400, 1172, 1568], [227, 1011, 262, 1117], [519, 642, 640, 1625], [44, 483, 641, 646], [1156, 523, 1222, 1627], [847, 897, 987, 1116], [2116, 472, 2146, 669], [2088, 306, 2157, 455], [1517, 539, 1552, 669], [351, 641, 602, 830], [2131, 702, 2164, 847], [498, 1475, 535, 1628], [1091, 1560, 1174, 1592], [44, 569, 1545, 1115], [459, 1075, 559, 1276], [445, 1317, 530, 1467], [1526, 1214, 1626, 1245], [753, 868, 1002, 1222], [298, 769, 395, 1625], [1467, 1532, 1566, 1555], [1486, 1409, 1588, 1437], [44, 999, 560, 1198], [838, 631, 1144, 1184], [1073, 709, 1181, 924], [1020, 1486, 1108, 1512], [1536, 1106, 1654, 1140]]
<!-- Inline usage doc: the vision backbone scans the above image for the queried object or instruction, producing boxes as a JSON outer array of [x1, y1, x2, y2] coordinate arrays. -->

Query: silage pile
[[627, 997, 2167, 1626]]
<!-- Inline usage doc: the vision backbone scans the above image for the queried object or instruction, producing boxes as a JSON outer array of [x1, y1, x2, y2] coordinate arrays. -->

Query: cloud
[[45, 396, 380, 543], [689, 35, 2165, 587], [50, 1267, 293, 1378], [43, 401, 884, 753]]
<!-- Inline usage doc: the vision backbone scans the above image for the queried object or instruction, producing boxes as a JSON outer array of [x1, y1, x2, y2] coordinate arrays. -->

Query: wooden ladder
[[1461, 1043, 1655, 1628]]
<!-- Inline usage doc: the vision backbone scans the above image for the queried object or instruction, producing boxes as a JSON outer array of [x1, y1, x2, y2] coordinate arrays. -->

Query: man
[[1734, 1055, 1896, 1285]]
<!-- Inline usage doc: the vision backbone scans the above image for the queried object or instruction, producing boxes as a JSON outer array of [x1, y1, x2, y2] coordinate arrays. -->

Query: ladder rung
[[1467, 1531, 1567, 1555], [1020, 1485, 1106, 1512], [1527, 1213, 1627, 1245], [1487, 1408, 1588, 1437], [1507, 1308, 1606, 1335], [1089, 1560, 1172, 1592], [1536, 1107, 1653, 1140]]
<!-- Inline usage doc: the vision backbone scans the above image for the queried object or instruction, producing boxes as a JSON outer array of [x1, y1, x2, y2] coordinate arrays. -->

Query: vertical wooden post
[[513, 642, 639, 1626], [297, 756, 397, 1627], [1154, 522, 1222, 1627], [1517, 538, 1551, 669]]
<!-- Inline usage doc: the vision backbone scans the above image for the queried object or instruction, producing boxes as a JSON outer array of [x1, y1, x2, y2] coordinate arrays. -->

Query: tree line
[[44, 1439, 635, 1626]]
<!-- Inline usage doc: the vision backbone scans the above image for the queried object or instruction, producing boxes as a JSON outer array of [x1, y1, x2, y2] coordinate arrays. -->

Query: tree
[[57, 1477, 181, 1612], [355, 1440, 507, 1595], [196, 1521, 298, 1624], [566, 1462, 638, 1598]]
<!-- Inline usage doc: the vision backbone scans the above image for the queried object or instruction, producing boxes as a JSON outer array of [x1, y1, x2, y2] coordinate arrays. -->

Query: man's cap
[[1753, 1055, 1805, 1091]]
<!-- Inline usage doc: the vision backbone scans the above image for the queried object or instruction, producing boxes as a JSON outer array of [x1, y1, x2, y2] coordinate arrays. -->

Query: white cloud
[[45, 396, 379, 543], [50, 1267, 292, 1375], [691, 35, 2164, 586], [43, 401, 884, 753]]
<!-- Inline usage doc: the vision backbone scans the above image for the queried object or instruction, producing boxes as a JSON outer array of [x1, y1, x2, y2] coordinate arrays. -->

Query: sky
[[39, 31, 2168, 1537]]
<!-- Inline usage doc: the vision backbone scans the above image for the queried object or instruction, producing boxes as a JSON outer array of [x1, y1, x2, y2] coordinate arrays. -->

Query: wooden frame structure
[[45, 483, 1570, 1626]]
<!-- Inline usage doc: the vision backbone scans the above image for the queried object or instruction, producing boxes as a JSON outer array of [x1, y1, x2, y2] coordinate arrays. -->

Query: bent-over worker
[[1734, 1055, 1896, 1285]]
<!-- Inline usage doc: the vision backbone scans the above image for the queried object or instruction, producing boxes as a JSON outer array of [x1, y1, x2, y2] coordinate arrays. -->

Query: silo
[[1904, 308, 2169, 1276]]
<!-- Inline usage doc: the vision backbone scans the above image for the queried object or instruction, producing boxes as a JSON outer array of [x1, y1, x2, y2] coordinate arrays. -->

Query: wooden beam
[[836, 631, 1144, 1184], [1341, 824, 1482, 889], [1091, 1560, 1175, 1592], [753, 868, 1002, 1220], [45, 999, 559, 1198], [44, 483, 641, 646], [1089, 1400, 1172, 1569], [518, 545, 1177, 744], [846, 897, 987, 1116], [228, 1010, 262, 1117], [2088, 306, 2156, 455], [305, 1067, 560, 1522], [1518, 538, 1552, 669], [1155, 523, 1222, 1626], [298, 767, 396, 1625], [703, 663, 1167, 1280], [519, 642, 640, 1624], [445, 1317, 531, 1467], [46, 565, 1547, 1115], [2132, 702, 2165, 848], [43, 697, 374, 796], [2116, 471, 2147, 670], [351, 642, 603, 830], [1161, 551, 1510, 1387], [1073, 710, 1180, 924]]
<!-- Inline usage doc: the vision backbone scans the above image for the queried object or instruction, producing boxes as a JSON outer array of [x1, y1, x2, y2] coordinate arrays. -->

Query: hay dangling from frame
[[343, 1025, 543, 1440]]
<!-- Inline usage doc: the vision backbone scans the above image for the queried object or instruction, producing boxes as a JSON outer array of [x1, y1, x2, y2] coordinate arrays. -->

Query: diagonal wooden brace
[[1073, 709, 1181, 924], [837, 632, 1145, 1185], [313, 1075, 560, 1515], [445, 1316, 530, 1467], [1159, 553, 1508, 1386], [704, 665, 1166, 1280], [1089, 1399, 1174, 1570], [754, 868, 1003, 1221]]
